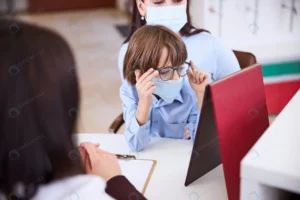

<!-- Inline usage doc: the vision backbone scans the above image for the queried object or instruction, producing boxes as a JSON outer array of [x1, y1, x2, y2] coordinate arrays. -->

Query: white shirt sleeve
[[32, 175, 114, 200]]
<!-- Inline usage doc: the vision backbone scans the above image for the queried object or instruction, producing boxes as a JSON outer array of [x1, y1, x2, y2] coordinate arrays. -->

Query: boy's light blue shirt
[[119, 32, 240, 152], [120, 80, 200, 152]]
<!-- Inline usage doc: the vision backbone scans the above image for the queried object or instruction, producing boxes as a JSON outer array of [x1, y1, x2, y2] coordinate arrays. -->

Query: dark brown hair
[[124, 0, 209, 43], [123, 25, 187, 85], [0, 18, 84, 199]]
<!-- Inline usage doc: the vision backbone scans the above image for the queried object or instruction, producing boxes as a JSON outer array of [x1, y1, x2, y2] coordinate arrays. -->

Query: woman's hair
[[124, 0, 209, 43], [0, 18, 84, 199], [123, 25, 187, 85]]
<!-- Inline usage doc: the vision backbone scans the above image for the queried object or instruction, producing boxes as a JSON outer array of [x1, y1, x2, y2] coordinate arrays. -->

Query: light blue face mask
[[152, 78, 184, 103]]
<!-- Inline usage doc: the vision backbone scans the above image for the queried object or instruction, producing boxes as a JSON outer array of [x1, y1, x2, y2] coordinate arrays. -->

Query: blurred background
[[1, 0, 299, 133]]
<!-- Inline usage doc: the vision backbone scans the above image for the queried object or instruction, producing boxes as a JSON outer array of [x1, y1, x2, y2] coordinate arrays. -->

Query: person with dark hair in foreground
[[0, 18, 146, 200]]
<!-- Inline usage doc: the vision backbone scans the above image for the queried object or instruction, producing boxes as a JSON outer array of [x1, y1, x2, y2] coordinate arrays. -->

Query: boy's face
[[157, 47, 180, 81]]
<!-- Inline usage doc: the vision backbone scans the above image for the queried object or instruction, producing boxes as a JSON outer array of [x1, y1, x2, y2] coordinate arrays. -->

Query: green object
[[262, 61, 300, 77]]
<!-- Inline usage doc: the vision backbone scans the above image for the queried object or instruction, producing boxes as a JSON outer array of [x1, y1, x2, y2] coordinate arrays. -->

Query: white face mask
[[142, 4, 188, 33], [152, 78, 184, 103]]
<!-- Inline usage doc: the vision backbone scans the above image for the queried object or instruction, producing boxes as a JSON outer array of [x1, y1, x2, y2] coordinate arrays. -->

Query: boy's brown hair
[[123, 25, 187, 85]]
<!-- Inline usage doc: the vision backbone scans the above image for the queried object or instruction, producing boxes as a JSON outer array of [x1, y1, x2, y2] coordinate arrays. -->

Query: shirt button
[[146, 126, 149, 130]]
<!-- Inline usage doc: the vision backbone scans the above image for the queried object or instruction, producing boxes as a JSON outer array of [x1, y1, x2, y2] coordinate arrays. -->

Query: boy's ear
[[135, 70, 141, 82]]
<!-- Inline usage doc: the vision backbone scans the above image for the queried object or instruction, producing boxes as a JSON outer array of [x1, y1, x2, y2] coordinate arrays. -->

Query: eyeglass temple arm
[[135, 66, 140, 70]]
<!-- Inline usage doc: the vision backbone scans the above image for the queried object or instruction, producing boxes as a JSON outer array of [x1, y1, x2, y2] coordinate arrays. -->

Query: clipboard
[[116, 154, 157, 194]]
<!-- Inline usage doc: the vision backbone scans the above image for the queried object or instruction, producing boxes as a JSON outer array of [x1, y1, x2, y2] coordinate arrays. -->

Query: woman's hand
[[79, 142, 122, 182], [78, 142, 99, 166], [135, 68, 158, 125], [187, 61, 210, 95]]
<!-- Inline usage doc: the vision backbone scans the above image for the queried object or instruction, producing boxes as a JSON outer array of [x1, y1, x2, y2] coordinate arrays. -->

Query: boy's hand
[[187, 60, 210, 95], [135, 68, 158, 125], [184, 126, 191, 140], [135, 68, 158, 108]]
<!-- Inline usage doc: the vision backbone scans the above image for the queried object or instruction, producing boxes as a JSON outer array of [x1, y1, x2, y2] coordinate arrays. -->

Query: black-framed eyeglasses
[[135, 61, 191, 81], [157, 61, 191, 81]]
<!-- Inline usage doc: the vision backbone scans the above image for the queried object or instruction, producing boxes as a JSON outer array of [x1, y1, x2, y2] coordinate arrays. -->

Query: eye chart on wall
[[190, 0, 300, 115], [196, 0, 300, 49]]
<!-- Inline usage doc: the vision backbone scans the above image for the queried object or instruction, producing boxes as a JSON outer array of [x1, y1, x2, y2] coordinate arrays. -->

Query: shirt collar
[[153, 92, 184, 107], [174, 92, 184, 103]]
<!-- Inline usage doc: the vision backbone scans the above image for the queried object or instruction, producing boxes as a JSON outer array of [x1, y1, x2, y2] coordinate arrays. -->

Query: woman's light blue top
[[119, 32, 240, 152]]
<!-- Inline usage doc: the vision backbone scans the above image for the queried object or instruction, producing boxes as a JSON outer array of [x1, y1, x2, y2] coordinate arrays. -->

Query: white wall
[[189, 0, 205, 29], [190, 0, 300, 63]]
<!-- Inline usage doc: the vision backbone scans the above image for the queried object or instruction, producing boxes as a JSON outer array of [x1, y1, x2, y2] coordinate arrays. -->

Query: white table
[[75, 134, 228, 200], [240, 90, 300, 200]]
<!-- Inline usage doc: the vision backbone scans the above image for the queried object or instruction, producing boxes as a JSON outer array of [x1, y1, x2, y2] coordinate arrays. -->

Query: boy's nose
[[170, 73, 180, 81]]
